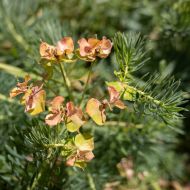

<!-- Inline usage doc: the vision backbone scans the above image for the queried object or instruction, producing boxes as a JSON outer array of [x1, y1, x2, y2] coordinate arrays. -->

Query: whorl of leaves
[[113, 32, 149, 80], [113, 32, 186, 126], [24, 123, 67, 152], [130, 74, 185, 125]]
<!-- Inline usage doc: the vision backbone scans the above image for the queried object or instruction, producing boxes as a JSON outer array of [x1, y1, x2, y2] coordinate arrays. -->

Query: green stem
[[43, 143, 65, 148], [79, 62, 93, 106], [87, 172, 96, 190], [28, 168, 42, 190], [58, 62, 73, 100], [27, 151, 52, 190], [27, 159, 45, 190], [124, 83, 162, 105]]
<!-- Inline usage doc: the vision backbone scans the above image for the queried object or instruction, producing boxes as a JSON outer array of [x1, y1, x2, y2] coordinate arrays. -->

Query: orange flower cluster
[[45, 97, 85, 132], [10, 73, 125, 168], [9, 35, 118, 168], [40, 37, 74, 62], [44, 86, 125, 167], [86, 86, 126, 125], [64, 133, 94, 168], [10, 75, 46, 115], [45, 86, 125, 128], [77, 37, 112, 61], [40, 36, 112, 62]]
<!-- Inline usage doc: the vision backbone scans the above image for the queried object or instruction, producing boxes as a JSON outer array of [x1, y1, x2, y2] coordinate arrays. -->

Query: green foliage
[[113, 32, 185, 126], [0, 0, 189, 190], [113, 32, 149, 79]]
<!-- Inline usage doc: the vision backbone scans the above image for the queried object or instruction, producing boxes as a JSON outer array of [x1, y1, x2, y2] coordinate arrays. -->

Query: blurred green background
[[0, 0, 190, 189]]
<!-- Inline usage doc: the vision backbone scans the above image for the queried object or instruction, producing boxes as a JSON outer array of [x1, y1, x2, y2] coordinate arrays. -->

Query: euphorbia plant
[[10, 36, 125, 169], [9, 32, 184, 190]]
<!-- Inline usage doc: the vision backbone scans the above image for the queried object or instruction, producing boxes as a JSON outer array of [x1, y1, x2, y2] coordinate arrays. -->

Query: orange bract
[[77, 37, 112, 61], [39, 37, 75, 62], [66, 102, 85, 132], [107, 86, 126, 109], [23, 85, 46, 115], [86, 98, 106, 126], [56, 37, 74, 55], [10, 75, 31, 98], [45, 111, 63, 126], [50, 96, 65, 111], [45, 96, 65, 126], [39, 42, 56, 60], [96, 37, 112, 58]]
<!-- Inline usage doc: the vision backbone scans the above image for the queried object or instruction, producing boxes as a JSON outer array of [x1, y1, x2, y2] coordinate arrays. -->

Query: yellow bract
[[74, 133, 94, 151], [28, 90, 46, 116], [66, 119, 81, 132], [86, 98, 106, 126], [106, 81, 136, 101]]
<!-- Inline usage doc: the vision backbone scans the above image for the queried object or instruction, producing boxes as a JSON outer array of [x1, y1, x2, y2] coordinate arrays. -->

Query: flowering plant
[[10, 36, 127, 168], [9, 32, 184, 190]]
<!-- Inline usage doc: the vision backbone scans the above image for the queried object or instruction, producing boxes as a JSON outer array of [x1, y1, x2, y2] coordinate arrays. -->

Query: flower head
[[40, 37, 75, 62], [96, 37, 112, 58], [21, 84, 46, 115], [10, 75, 31, 98], [56, 37, 74, 56], [66, 133, 94, 169], [77, 37, 112, 61], [45, 96, 65, 126], [39, 42, 56, 61], [107, 86, 126, 109], [10, 76, 46, 116], [66, 102, 85, 132]]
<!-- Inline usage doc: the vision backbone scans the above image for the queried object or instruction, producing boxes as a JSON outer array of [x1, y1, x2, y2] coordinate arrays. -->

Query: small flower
[[10, 75, 46, 115], [66, 134, 94, 169], [66, 150, 94, 168], [21, 84, 46, 115], [96, 37, 112, 58], [39, 42, 57, 61], [45, 96, 65, 126], [107, 86, 126, 109], [77, 38, 100, 61], [86, 87, 125, 126], [66, 102, 85, 132], [117, 157, 134, 180], [56, 37, 74, 56], [10, 75, 31, 98], [77, 37, 112, 61], [40, 37, 76, 62]]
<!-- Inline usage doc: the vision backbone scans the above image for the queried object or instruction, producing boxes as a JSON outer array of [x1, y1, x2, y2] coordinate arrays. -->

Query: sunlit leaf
[[10, 75, 31, 98], [50, 96, 64, 111], [45, 111, 62, 126], [74, 133, 94, 151], [106, 81, 136, 101], [28, 89, 46, 115], [66, 102, 85, 132], [107, 86, 120, 103], [86, 98, 106, 126]]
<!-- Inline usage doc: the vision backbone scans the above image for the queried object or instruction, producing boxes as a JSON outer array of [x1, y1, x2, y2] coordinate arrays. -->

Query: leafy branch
[[112, 32, 185, 125], [113, 32, 149, 80]]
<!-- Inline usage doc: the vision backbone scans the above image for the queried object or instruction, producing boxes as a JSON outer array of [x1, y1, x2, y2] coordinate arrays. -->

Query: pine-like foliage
[[0, 0, 189, 190], [113, 32, 185, 126]]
